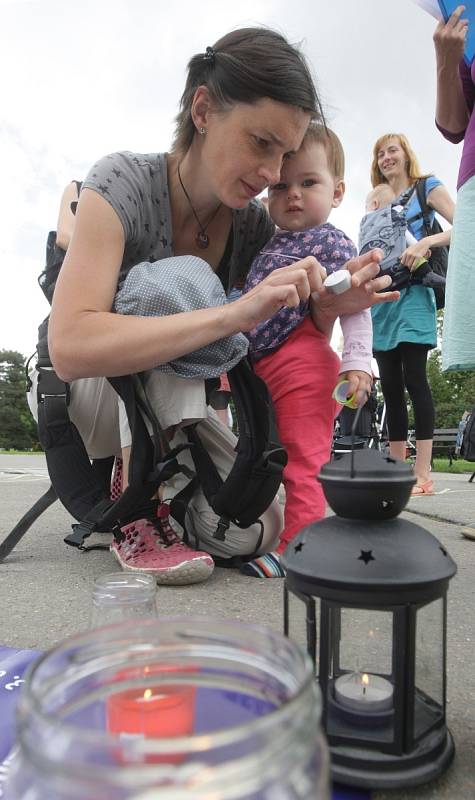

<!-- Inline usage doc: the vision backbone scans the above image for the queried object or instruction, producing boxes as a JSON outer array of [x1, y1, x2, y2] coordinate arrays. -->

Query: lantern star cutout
[[358, 549, 375, 565]]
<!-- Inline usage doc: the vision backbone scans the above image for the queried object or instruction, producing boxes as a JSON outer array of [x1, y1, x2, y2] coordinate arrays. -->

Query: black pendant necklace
[[177, 163, 222, 249]]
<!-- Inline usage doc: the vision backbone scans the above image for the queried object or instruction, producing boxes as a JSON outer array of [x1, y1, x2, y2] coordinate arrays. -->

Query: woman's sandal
[[411, 479, 434, 496]]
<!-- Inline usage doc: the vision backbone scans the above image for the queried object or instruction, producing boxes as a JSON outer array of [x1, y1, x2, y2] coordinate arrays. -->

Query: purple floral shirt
[[243, 223, 373, 374]]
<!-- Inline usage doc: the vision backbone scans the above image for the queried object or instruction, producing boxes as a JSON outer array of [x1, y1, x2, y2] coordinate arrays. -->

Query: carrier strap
[[36, 365, 193, 548]]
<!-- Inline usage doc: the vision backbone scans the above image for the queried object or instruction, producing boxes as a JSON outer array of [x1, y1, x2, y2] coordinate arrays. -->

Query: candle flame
[[362, 673, 369, 686], [143, 688, 153, 700]]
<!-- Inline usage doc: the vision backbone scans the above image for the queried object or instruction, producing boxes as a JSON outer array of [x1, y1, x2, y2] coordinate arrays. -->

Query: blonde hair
[[365, 183, 395, 211], [303, 124, 345, 181], [370, 133, 428, 187]]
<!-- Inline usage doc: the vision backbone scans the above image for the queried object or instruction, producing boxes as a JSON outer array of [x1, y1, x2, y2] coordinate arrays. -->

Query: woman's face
[[376, 137, 408, 181], [200, 98, 311, 209]]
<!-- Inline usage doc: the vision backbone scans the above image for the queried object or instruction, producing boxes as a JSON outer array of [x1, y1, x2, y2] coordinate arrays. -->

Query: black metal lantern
[[282, 446, 457, 790]]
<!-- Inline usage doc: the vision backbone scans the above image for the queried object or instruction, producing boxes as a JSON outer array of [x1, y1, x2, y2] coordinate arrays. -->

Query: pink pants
[[254, 317, 340, 553]]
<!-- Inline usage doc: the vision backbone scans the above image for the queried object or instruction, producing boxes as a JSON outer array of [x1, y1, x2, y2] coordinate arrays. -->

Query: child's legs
[[255, 318, 340, 552]]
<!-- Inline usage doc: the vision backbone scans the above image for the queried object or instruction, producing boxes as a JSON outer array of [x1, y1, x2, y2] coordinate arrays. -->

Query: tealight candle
[[334, 672, 393, 713], [107, 684, 196, 738]]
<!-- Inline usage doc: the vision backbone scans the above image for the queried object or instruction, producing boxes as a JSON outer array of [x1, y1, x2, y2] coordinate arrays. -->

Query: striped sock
[[239, 551, 286, 578]]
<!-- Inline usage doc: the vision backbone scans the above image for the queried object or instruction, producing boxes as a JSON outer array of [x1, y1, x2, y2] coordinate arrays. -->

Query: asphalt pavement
[[0, 454, 474, 799]]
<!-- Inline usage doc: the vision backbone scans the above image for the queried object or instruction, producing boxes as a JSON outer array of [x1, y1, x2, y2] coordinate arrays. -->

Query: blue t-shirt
[[371, 176, 442, 352]]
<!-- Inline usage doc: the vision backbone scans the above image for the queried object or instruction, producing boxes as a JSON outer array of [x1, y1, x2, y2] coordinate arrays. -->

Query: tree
[[0, 349, 39, 449], [427, 348, 475, 428]]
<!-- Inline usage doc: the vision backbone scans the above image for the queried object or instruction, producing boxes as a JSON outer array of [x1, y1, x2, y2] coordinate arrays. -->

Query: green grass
[[432, 458, 475, 474], [0, 449, 43, 456]]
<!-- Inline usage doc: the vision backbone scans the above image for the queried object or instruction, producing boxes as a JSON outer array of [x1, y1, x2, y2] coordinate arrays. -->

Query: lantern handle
[[350, 403, 364, 479]]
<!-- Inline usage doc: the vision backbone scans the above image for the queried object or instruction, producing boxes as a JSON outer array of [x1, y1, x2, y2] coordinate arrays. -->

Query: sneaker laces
[[153, 503, 186, 549]]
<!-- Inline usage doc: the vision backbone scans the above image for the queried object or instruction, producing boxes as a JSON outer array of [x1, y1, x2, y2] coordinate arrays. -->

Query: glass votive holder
[[5, 617, 330, 799], [90, 572, 157, 628]]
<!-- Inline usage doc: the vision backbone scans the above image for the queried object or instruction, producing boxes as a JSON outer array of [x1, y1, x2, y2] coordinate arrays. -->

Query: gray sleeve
[[82, 151, 149, 246]]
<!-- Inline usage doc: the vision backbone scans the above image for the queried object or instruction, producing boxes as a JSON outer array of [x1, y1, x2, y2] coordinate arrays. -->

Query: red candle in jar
[[107, 683, 196, 738]]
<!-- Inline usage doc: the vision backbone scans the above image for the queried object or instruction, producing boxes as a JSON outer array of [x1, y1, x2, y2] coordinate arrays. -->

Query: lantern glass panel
[[336, 608, 393, 676], [414, 598, 444, 740], [326, 605, 395, 746]]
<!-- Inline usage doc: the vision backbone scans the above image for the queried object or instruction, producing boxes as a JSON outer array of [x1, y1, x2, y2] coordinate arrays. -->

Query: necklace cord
[[177, 163, 222, 248]]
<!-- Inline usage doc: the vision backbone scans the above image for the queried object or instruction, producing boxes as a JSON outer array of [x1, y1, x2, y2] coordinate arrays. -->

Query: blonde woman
[[370, 133, 455, 494]]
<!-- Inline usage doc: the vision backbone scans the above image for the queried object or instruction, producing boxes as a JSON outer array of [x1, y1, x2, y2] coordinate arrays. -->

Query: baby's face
[[268, 141, 343, 232]]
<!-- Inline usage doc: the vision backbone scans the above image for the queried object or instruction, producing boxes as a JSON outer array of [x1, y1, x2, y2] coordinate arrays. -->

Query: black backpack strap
[[176, 359, 286, 544], [215, 358, 287, 527], [35, 362, 194, 550], [412, 178, 432, 237]]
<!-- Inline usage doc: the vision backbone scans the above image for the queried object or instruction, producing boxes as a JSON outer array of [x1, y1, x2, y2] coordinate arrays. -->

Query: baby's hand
[[339, 370, 372, 408]]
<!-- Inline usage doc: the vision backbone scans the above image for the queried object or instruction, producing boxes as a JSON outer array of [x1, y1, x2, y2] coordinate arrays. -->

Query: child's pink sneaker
[[110, 503, 214, 585]]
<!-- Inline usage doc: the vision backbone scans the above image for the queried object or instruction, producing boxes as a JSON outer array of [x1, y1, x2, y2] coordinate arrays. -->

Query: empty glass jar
[[4, 617, 330, 799], [90, 572, 157, 627]]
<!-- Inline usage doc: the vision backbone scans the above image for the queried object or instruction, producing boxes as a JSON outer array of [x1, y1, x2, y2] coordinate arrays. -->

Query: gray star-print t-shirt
[[82, 151, 274, 292]]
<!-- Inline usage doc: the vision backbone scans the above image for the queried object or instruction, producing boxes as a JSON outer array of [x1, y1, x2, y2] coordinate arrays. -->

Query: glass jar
[[5, 617, 329, 799], [90, 572, 157, 628]]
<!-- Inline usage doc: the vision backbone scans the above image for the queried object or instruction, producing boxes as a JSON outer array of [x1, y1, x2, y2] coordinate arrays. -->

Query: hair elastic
[[204, 46, 215, 63]]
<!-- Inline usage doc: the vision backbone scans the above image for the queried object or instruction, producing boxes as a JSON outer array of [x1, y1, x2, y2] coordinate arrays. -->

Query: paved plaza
[[0, 454, 474, 799]]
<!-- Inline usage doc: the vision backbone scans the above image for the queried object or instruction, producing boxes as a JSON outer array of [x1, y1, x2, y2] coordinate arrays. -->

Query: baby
[[365, 183, 395, 213], [241, 125, 373, 578], [363, 185, 446, 290]]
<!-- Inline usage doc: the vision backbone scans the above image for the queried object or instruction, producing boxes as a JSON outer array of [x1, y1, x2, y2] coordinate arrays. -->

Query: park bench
[[431, 428, 459, 466], [407, 428, 459, 466]]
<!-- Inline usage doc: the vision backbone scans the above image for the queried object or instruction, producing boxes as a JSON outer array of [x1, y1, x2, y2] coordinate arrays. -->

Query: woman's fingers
[[254, 256, 326, 298], [236, 282, 302, 332], [434, 5, 468, 54], [448, 5, 468, 29]]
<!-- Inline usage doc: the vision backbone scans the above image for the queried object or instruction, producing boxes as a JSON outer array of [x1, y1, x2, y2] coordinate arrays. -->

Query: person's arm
[[55, 182, 80, 251], [48, 187, 323, 380], [50, 189, 396, 383], [400, 183, 454, 268], [434, 5, 471, 139], [338, 309, 373, 408]]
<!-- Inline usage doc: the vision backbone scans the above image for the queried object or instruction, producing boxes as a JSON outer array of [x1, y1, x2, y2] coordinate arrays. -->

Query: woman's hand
[[339, 370, 373, 409], [434, 5, 470, 136], [433, 5, 468, 67], [310, 249, 399, 337], [234, 256, 327, 333], [400, 241, 431, 270]]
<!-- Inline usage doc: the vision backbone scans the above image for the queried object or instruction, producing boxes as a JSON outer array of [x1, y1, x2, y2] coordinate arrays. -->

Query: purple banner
[[0, 646, 370, 800]]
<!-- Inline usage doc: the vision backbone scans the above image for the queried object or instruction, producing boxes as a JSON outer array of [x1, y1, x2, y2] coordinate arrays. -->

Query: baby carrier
[[0, 223, 287, 565], [358, 179, 448, 308]]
